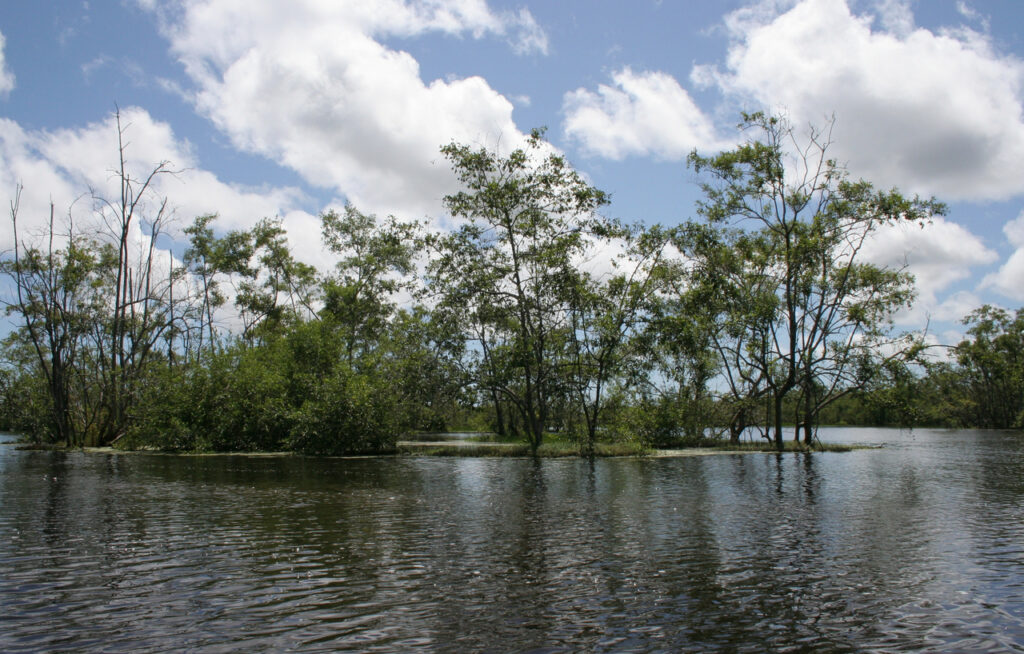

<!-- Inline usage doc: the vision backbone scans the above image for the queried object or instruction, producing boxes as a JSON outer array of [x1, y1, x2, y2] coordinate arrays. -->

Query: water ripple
[[2, 431, 1024, 651]]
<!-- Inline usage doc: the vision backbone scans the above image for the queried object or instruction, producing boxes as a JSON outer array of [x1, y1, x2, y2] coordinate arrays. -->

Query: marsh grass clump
[[397, 440, 650, 458], [699, 440, 863, 453]]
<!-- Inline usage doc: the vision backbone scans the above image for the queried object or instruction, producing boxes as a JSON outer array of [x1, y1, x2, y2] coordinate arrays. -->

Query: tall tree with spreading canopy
[[2, 111, 187, 445], [672, 223, 773, 444], [430, 129, 608, 454], [2, 191, 100, 445], [687, 112, 943, 449]]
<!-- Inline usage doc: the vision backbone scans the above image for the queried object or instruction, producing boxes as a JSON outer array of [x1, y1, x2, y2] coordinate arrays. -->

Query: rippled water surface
[[2, 428, 1024, 652]]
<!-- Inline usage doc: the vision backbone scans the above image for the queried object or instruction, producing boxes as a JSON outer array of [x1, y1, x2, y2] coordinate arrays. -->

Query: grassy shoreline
[[6, 438, 871, 458], [397, 439, 867, 457]]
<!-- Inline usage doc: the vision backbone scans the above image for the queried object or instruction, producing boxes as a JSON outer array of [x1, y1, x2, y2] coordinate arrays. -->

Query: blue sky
[[1, 0, 1023, 345]]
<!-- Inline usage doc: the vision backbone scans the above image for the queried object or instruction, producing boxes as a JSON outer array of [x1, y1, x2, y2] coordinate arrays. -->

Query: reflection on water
[[1, 428, 1023, 652]]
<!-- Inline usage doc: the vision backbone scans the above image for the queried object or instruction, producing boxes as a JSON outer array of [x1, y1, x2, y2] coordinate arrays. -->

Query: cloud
[[872, 0, 914, 36], [861, 217, 997, 325], [81, 55, 148, 88], [562, 68, 725, 160], [0, 108, 325, 267], [507, 7, 548, 56], [981, 212, 1024, 301], [695, 0, 1024, 201], [955, 1, 989, 31], [145, 0, 547, 218], [0, 32, 15, 96], [927, 290, 985, 324]]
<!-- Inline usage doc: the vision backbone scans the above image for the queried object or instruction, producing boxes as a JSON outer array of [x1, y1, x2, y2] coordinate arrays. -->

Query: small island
[[2, 113, 1020, 459]]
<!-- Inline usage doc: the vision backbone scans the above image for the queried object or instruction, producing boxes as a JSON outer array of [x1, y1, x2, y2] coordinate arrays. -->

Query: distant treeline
[[1, 113, 1020, 455]]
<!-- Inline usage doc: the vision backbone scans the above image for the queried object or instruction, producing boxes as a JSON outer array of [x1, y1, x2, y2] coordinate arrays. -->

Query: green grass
[[693, 440, 866, 453], [400, 436, 868, 457], [397, 440, 650, 457], [25, 435, 866, 458]]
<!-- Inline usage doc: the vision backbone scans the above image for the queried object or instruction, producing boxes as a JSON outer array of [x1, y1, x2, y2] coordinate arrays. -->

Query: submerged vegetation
[[1, 112, 1019, 456]]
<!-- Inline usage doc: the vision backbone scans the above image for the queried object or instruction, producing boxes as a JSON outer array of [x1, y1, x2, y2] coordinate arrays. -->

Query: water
[[1, 428, 1023, 652]]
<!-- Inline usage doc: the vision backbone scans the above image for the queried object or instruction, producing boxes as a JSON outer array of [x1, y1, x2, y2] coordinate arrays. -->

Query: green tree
[[183, 214, 228, 357], [687, 112, 942, 449], [566, 224, 677, 452], [952, 305, 1024, 428], [674, 223, 774, 443], [320, 205, 420, 364], [233, 217, 318, 344], [2, 113, 186, 446], [430, 129, 608, 453], [381, 306, 467, 432], [1, 195, 101, 445]]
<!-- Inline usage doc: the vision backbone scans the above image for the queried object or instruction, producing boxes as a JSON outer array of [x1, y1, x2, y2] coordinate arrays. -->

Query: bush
[[288, 367, 400, 455], [0, 367, 55, 443], [126, 322, 408, 455], [628, 396, 720, 448], [127, 345, 292, 452], [205, 347, 291, 451]]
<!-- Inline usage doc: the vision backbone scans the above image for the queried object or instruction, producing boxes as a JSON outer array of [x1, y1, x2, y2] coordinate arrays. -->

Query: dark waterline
[[1, 428, 1023, 652]]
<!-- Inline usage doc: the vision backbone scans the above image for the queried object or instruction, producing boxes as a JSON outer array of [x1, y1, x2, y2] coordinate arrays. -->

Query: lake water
[[1, 428, 1023, 652]]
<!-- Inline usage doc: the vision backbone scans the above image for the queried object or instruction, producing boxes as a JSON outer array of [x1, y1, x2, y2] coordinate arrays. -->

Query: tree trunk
[[492, 391, 507, 438], [729, 407, 746, 445], [773, 392, 785, 451]]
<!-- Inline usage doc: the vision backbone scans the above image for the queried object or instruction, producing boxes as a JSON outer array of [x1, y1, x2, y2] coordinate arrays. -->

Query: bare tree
[[2, 110, 188, 445]]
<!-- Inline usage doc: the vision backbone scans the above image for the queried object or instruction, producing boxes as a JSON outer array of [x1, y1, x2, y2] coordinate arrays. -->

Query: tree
[[3, 111, 186, 447], [183, 214, 227, 358], [430, 129, 608, 453], [320, 205, 420, 364], [380, 306, 467, 432], [2, 191, 99, 445], [566, 224, 677, 452], [233, 217, 318, 344], [89, 110, 182, 443], [673, 223, 773, 443], [952, 305, 1024, 428], [687, 112, 942, 449]]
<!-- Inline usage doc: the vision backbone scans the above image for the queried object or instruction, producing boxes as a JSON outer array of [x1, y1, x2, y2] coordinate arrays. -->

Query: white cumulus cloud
[[146, 0, 547, 218], [0, 108, 324, 268], [694, 0, 1024, 202], [861, 217, 997, 326], [562, 68, 725, 160], [981, 212, 1024, 302]]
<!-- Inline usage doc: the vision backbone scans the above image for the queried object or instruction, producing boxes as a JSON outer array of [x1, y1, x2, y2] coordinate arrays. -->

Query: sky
[[1, 0, 1023, 346]]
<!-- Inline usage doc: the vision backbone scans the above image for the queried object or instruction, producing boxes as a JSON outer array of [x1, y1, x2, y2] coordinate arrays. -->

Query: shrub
[[288, 367, 400, 455]]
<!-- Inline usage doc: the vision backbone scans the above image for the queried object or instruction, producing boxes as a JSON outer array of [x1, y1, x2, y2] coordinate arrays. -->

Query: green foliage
[[381, 307, 467, 432], [288, 367, 400, 455], [0, 353, 53, 441], [430, 130, 610, 453], [234, 218, 319, 343], [127, 326, 406, 454], [5, 111, 1017, 459], [1, 224, 119, 446], [929, 306, 1024, 429], [320, 205, 421, 363], [624, 395, 721, 449], [565, 223, 676, 453], [127, 345, 290, 452], [682, 111, 941, 448]]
